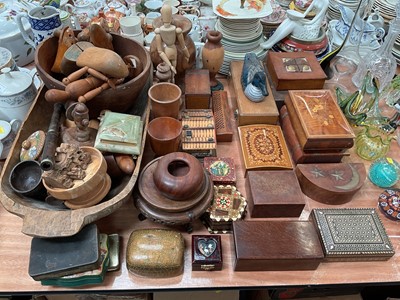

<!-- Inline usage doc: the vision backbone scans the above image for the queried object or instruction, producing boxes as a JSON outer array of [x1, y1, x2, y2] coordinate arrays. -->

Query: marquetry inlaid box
[[203, 157, 236, 185], [266, 51, 327, 91], [284, 89, 355, 151], [233, 221, 324, 271], [246, 170, 305, 218], [181, 109, 217, 158], [310, 208, 395, 261], [230, 60, 279, 126]]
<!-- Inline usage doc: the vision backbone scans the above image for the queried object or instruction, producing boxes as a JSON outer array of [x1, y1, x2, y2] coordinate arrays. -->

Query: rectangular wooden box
[[280, 105, 350, 164], [211, 91, 234, 142], [203, 157, 236, 185], [233, 221, 324, 271], [192, 235, 222, 271], [230, 60, 279, 126], [284, 89, 355, 151], [310, 208, 395, 261], [185, 69, 211, 109], [246, 170, 305, 218], [266, 51, 327, 91]]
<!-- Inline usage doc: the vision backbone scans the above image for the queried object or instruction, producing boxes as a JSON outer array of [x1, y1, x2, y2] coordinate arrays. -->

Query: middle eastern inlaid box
[[202, 185, 247, 233], [238, 124, 293, 175], [233, 221, 324, 271], [310, 208, 395, 261], [284, 89, 355, 151], [203, 157, 236, 185], [246, 170, 305, 218]]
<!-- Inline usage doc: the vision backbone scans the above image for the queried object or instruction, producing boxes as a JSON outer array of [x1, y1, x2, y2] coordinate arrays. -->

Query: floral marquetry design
[[238, 124, 293, 171]]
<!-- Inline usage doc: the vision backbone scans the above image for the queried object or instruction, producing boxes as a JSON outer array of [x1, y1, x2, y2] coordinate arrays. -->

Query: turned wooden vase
[[150, 15, 196, 75], [202, 30, 224, 88]]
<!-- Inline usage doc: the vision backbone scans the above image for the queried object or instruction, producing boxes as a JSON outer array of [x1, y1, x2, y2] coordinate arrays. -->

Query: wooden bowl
[[147, 117, 182, 156], [42, 146, 107, 200], [35, 32, 151, 118]]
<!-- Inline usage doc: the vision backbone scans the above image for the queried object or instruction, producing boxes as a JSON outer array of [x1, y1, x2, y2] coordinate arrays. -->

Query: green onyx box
[[95, 111, 143, 155]]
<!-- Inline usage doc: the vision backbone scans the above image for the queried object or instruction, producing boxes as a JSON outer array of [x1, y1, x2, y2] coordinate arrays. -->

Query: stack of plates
[[216, 17, 267, 75], [373, 0, 397, 25], [260, 3, 287, 38], [392, 33, 400, 65]]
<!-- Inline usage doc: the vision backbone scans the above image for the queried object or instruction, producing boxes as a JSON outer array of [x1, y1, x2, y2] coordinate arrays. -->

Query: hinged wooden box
[[181, 109, 217, 158], [266, 51, 327, 90], [192, 235, 222, 271], [284, 89, 355, 151], [212, 90, 234, 142], [246, 170, 305, 218], [233, 221, 324, 271], [185, 69, 211, 109], [203, 157, 236, 185], [202, 185, 246, 233], [310, 208, 395, 261], [230, 60, 279, 126]]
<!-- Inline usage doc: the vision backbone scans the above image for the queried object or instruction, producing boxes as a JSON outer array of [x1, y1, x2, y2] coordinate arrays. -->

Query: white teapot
[[104, 0, 130, 16], [65, 0, 102, 28]]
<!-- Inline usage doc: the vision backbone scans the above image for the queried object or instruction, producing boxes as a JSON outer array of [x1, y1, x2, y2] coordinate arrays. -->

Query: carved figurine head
[[161, 4, 172, 25]]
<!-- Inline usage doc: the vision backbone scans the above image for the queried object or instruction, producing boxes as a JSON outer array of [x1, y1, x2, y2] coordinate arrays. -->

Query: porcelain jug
[[0, 68, 38, 123], [16, 5, 62, 49]]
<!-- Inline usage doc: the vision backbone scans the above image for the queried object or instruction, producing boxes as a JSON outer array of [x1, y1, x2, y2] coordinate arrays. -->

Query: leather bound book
[[233, 220, 324, 271], [246, 170, 305, 218], [284, 89, 355, 151], [266, 51, 327, 91], [280, 105, 350, 164], [310, 208, 395, 261]]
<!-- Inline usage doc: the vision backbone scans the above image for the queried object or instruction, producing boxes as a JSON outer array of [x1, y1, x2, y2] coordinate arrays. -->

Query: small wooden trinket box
[[185, 69, 211, 109], [211, 90, 234, 142], [230, 60, 279, 126], [202, 185, 247, 233], [266, 51, 327, 90], [181, 109, 217, 158], [310, 208, 395, 261], [246, 170, 305, 218], [285, 89, 355, 151], [203, 157, 236, 185], [192, 235, 222, 271]]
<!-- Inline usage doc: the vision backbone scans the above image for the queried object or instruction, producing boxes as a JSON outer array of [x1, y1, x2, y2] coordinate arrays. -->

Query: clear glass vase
[[352, 2, 400, 92]]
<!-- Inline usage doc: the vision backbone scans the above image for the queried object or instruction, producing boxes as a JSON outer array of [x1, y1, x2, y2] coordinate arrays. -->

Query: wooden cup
[[148, 82, 182, 119], [147, 117, 182, 156]]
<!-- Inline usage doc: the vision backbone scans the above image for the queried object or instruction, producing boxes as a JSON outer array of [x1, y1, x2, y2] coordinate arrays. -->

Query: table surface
[[0, 77, 400, 295]]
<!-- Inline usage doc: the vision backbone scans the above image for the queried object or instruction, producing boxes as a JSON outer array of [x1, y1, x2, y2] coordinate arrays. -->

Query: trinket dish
[[378, 189, 400, 221], [192, 235, 222, 271]]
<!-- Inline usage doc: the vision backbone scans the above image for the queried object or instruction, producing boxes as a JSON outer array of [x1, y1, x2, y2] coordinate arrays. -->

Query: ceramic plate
[[212, 0, 273, 19]]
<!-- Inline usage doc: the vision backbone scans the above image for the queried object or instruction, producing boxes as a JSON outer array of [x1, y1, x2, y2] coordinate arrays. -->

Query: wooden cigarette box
[[310, 208, 395, 261], [230, 60, 279, 126], [266, 51, 327, 91], [284, 89, 355, 151], [203, 157, 236, 185], [233, 221, 324, 271], [185, 69, 211, 109], [192, 235, 222, 271], [181, 109, 217, 158], [238, 124, 293, 175], [295, 163, 366, 205], [280, 105, 350, 164], [202, 185, 247, 233], [246, 170, 305, 218]]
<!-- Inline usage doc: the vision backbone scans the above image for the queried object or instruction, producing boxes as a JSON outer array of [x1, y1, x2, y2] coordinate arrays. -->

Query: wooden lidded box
[[266, 51, 327, 90], [310, 208, 395, 261], [192, 235, 222, 271], [233, 221, 324, 271], [246, 170, 305, 218], [285, 89, 355, 151], [230, 60, 279, 126], [185, 69, 211, 109], [203, 157, 236, 185]]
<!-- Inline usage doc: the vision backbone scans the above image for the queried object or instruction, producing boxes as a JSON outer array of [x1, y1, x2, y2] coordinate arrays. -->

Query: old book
[[230, 60, 279, 126], [238, 124, 293, 174], [233, 220, 324, 271], [310, 208, 395, 261], [185, 69, 211, 109], [266, 51, 327, 90], [295, 163, 366, 205], [280, 105, 350, 164], [246, 170, 305, 218], [284, 89, 355, 151]]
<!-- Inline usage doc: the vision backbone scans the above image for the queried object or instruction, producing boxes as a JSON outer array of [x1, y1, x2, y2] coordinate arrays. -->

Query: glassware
[[355, 124, 397, 161], [352, 1, 400, 92], [382, 74, 400, 107], [369, 157, 400, 188]]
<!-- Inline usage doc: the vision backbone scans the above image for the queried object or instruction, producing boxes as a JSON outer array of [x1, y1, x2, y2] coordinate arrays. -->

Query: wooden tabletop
[[0, 78, 400, 295]]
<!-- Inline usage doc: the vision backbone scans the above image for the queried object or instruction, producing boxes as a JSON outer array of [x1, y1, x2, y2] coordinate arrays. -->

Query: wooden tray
[[0, 83, 150, 238]]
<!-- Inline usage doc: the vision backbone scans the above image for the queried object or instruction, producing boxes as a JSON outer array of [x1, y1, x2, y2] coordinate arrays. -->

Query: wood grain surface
[[0, 78, 400, 294]]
